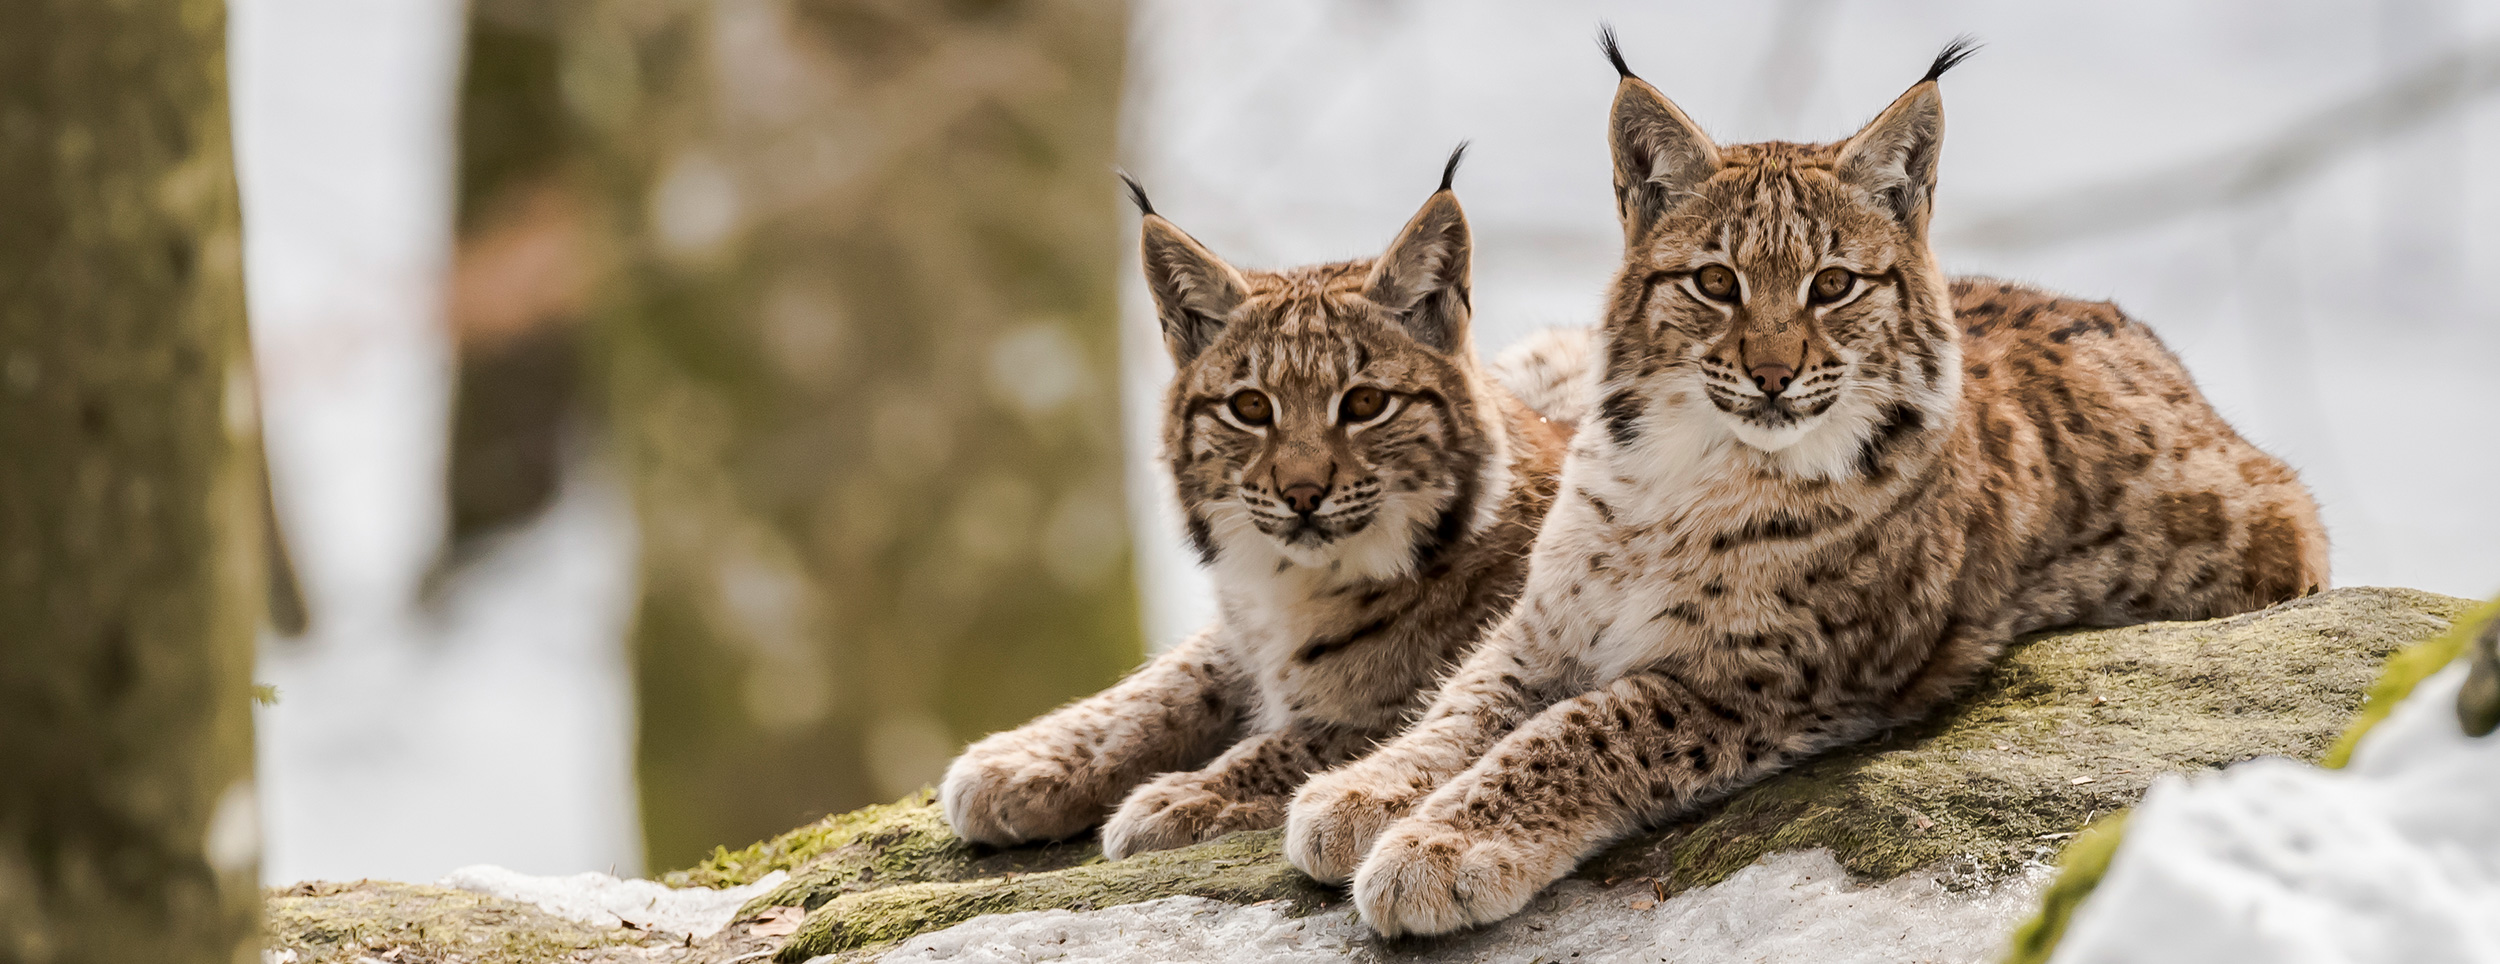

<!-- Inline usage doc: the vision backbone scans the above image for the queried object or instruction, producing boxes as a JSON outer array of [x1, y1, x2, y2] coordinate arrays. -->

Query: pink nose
[[1281, 483, 1327, 515], [1749, 363, 1795, 396]]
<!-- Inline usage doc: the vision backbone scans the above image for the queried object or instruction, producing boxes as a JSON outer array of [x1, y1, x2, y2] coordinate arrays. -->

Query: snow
[[437, 865, 789, 940], [859, 851, 2049, 964], [2050, 662, 2500, 964]]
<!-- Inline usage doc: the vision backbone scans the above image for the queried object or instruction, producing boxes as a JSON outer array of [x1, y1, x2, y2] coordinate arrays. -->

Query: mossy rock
[[264, 880, 646, 963], [258, 588, 2469, 963], [750, 586, 2469, 961], [664, 789, 1104, 895]]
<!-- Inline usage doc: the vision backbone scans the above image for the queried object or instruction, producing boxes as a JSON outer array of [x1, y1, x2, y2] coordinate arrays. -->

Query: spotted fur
[[940, 161, 1572, 859], [1285, 35, 2329, 936]]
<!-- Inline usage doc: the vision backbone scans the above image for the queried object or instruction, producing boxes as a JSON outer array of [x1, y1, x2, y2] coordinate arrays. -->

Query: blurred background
[[235, 0, 2500, 885]]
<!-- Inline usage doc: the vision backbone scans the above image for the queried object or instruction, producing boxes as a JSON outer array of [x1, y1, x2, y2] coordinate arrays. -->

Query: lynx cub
[[939, 151, 1575, 859], [1285, 36, 2329, 936]]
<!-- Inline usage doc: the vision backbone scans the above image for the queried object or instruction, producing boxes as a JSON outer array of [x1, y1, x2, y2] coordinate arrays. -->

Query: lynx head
[[1592, 31, 1973, 480], [1134, 151, 1510, 583]]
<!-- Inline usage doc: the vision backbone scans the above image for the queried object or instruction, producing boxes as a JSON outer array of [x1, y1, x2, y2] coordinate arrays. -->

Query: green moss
[[2321, 597, 2500, 768], [264, 880, 644, 964], [773, 829, 1334, 960], [664, 788, 1103, 902], [1999, 814, 2128, 964]]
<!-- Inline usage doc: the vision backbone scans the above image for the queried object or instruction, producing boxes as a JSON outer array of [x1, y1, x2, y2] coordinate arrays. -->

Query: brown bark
[[0, 0, 265, 961]]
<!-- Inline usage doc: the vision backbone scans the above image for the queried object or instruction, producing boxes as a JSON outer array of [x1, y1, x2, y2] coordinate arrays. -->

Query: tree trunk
[[0, 1, 265, 962], [548, 0, 1143, 869]]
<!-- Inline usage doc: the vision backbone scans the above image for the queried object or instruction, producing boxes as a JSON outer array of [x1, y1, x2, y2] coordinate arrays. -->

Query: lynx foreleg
[[1285, 633, 1548, 884], [940, 631, 1242, 846], [1353, 669, 1802, 937], [1102, 717, 1376, 859]]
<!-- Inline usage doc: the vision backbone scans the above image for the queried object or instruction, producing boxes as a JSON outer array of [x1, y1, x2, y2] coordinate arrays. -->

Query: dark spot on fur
[[1711, 506, 1847, 552], [1582, 488, 1617, 525], [2157, 491, 2227, 545], [2241, 506, 2312, 603], [1856, 403, 1926, 479], [1185, 512, 1218, 565], [1298, 614, 1394, 663], [1600, 390, 1646, 447]]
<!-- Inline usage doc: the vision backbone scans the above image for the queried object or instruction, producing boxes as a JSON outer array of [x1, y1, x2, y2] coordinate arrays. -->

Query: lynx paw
[[938, 743, 1101, 846], [1351, 816, 1553, 938], [1285, 766, 1421, 885], [1101, 772, 1280, 860]]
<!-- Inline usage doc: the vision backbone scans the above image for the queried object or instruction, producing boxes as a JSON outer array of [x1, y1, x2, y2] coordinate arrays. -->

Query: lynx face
[[1598, 66, 1960, 479], [1139, 173, 1505, 582]]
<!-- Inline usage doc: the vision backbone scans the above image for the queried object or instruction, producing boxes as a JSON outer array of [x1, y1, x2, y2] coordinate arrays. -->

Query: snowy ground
[[440, 865, 787, 940], [234, 0, 2500, 884], [854, 853, 2048, 964]]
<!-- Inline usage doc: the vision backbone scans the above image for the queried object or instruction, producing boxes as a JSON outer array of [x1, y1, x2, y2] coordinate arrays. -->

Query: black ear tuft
[[1439, 141, 1469, 194], [1598, 23, 1635, 79], [1922, 36, 1981, 84], [1115, 168, 1155, 216]]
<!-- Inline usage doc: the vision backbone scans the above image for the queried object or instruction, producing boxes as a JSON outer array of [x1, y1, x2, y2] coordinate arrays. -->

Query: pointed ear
[[1609, 79, 1721, 241], [1363, 189, 1471, 354], [1140, 215, 1249, 365], [1836, 81, 1946, 235]]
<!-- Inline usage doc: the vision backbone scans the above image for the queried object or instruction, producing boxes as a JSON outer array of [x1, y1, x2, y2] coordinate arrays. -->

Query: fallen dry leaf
[[746, 905, 806, 938]]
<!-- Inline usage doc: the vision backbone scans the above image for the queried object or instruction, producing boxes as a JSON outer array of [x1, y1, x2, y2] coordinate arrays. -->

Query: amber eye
[[1227, 389, 1273, 426], [1340, 386, 1389, 423], [1694, 264, 1739, 301], [1810, 267, 1856, 305]]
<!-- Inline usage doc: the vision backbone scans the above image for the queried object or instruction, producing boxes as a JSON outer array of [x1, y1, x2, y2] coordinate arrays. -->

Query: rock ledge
[[264, 587, 2470, 964]]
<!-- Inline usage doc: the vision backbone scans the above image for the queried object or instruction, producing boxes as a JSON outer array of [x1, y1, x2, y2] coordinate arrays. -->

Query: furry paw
[[1351, 816, 1555, 938], [938, 742, 1103, 846], [1284, 766, 1421, 885], [1101, 771, 1280, 860]]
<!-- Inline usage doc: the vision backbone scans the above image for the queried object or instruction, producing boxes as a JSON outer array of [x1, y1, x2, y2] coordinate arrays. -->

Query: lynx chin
[[940, 149, 1582, 860], [1285, 33, 2328, 937]]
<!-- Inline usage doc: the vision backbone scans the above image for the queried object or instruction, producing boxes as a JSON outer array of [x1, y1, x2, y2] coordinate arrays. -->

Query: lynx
[[1284, 35, 2329, 936], [939, 150, 1577, 859]]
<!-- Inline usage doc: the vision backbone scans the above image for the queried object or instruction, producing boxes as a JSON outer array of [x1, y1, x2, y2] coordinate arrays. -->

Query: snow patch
[[438, 865, 788, 939], [863, 849, 2048, 964], [2052, 662, 2500, 963]]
